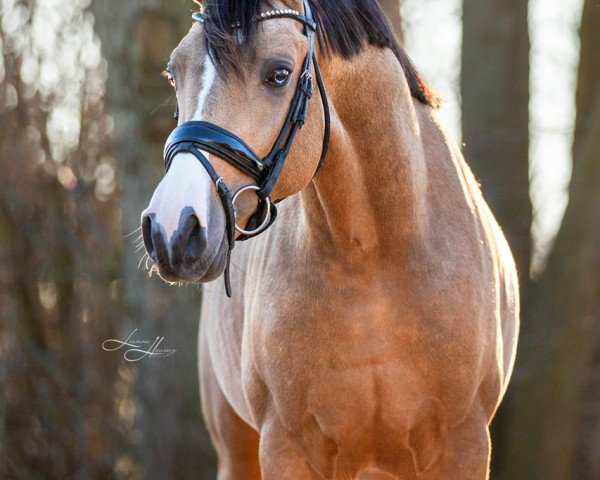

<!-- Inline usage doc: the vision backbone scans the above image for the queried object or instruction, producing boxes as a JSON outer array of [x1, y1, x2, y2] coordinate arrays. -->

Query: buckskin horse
[[140, 0, 519, 478]]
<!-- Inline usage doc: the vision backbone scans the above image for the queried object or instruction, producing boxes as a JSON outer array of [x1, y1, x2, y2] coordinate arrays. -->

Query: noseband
[[163, 0, 330, 297]]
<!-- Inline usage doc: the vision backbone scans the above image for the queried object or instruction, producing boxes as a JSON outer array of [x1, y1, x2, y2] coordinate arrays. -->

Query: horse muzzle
[[141, 207, 228, 283]]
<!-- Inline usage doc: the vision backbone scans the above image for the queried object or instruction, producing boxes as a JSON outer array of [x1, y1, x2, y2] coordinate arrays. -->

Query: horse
[[141, 1, 519, 478]]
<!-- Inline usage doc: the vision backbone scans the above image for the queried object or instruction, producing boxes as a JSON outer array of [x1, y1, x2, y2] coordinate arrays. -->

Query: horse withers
[[141, 1, 519, 479]]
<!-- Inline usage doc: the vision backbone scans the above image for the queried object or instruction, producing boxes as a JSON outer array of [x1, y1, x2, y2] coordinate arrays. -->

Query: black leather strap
[[165, 121, 264, 182], [313, 56, 330, 174]]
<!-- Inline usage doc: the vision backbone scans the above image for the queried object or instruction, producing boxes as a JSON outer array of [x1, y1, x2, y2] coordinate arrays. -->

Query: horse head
[[141, 0, 327, 288]]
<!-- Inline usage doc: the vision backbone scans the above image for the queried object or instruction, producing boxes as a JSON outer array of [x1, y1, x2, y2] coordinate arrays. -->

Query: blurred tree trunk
[[572, 3, 600, 477], [1, 2, 127, 476], [378, 0, 403, 44], [460, 1, 530, 477], [461, 0, 531, 290], [91, 2, 216, 479], [503, 1, 600, 479]]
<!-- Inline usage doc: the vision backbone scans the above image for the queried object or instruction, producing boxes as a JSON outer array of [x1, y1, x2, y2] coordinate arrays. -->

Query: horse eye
[[266, 67, 291, 87]]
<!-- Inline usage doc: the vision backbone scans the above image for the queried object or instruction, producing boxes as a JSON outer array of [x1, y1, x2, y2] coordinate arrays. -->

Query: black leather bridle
[[163, 0, 330, 297]]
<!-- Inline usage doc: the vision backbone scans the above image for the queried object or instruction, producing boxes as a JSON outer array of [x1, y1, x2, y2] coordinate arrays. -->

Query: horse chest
[[240, 271, 480, 437], [237, 289, 459, 474], [218, 220, 500, 445]]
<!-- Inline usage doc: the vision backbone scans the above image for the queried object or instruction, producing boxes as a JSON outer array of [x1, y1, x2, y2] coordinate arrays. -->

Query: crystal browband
[[192, 8, 306, 29]]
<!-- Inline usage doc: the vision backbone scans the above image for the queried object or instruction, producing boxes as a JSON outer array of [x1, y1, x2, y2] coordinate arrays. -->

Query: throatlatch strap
[[313, 57, 330, 173]]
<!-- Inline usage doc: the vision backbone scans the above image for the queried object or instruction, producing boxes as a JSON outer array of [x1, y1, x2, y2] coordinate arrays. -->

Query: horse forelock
[[195, 0, 441, 108]]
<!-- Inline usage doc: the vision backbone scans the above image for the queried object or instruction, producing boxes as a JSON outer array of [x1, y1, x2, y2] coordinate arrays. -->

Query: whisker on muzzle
[[137, 252, 150, 270], [124, 226, 142, 238], [148, 261, 159, 276]]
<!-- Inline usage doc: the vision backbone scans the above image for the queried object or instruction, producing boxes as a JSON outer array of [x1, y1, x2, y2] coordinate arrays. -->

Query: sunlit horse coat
[[142, 1, 519, 478]]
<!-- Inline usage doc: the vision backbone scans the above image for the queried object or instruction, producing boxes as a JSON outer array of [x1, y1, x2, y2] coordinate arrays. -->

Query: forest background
[[1, 0, 598, 478]]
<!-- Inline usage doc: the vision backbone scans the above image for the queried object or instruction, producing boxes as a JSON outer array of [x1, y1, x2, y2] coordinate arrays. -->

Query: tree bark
[[461, 1, 531, 476], [91, 1, 216, 478], [378, 0, 403, 44], [461, 0, 531, 291], [504, 1, 600, 479]]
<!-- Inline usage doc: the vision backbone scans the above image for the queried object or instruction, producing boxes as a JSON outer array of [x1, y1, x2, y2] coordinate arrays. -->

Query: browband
[[192, 8, 317, 31]]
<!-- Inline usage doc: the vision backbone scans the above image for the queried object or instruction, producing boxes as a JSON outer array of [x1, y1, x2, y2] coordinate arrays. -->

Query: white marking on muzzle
[[195, 57, 216, 119], [148, 58, 219, 244]]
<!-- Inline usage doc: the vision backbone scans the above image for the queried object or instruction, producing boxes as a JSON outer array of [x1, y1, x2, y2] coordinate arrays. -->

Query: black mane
[[199, 0, 440, 108]]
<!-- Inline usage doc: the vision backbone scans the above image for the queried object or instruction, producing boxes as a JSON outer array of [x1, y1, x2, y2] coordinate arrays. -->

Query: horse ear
[[193, 0, 204, 7]]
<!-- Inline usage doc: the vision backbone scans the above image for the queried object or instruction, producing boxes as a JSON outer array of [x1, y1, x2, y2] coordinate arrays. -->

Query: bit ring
[[232, 185, 272, 235]]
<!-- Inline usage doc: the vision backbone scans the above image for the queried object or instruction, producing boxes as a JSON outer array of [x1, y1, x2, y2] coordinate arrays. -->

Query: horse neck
[[301, 48, 431, 260]]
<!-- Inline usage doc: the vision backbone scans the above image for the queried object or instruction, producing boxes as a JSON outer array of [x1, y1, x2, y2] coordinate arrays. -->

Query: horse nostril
[[185, 214, 208, 260], [142, 213, 157, 261], [169, 208, 208, 267]]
